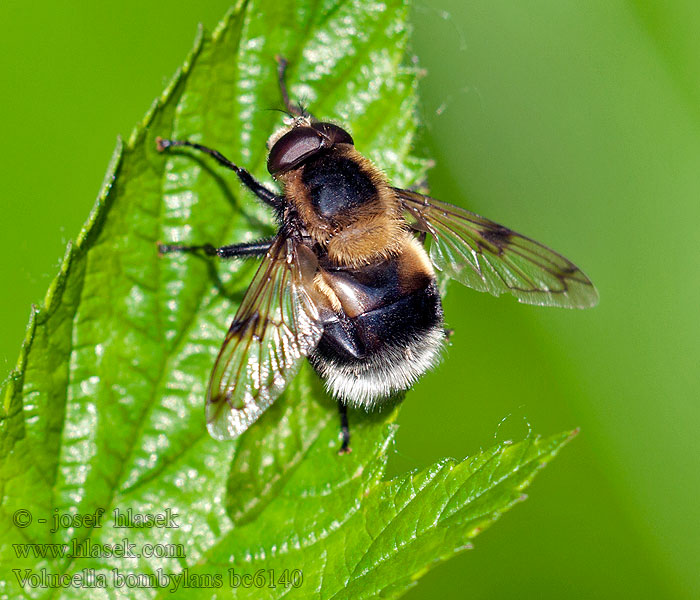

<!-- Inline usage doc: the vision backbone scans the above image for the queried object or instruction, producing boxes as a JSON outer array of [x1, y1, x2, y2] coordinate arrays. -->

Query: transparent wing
[[395, 187, 598, 308], [206, 235, 324, 440]]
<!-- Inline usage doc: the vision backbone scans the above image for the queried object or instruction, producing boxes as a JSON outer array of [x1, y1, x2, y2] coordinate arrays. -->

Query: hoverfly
[[157, 58, 598, 453]]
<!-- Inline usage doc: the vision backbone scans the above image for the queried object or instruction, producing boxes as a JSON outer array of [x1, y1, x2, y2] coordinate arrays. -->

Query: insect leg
[[159, 240, 273, 259], [337, 400, 351, 454], [156, 138, 284, 212]]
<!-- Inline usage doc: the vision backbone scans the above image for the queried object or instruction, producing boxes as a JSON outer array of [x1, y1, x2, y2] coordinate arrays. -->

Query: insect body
[[273, 128, 445, 409], [158, 62, 598, 452]]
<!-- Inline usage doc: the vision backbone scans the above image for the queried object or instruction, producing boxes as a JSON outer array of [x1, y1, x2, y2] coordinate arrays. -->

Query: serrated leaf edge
[[0, 12, 220, 416]]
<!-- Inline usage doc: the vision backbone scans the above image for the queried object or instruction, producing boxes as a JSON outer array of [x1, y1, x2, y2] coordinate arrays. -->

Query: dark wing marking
[[206, 235, 324, 440], [395, 187, 598, 308]]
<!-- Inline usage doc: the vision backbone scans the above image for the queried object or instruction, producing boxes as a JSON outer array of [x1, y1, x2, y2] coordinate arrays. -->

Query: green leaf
[[0, 1, 575, 598]]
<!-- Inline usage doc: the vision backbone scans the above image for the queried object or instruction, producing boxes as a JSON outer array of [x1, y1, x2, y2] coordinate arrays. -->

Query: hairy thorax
[[279, 145, 405, 267]]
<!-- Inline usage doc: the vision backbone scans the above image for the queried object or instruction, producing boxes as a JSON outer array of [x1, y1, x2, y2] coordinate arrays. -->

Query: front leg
[[156, 137, 284, 212]]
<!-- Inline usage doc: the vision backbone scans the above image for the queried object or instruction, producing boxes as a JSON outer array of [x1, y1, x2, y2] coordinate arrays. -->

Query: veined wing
[[206, 234, 324, 440], [395, 187, 598, 308]]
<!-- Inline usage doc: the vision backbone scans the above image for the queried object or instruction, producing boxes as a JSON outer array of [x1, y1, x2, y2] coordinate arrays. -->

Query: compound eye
[[267, 127, 323, 175], [311, 122, 354, 146]]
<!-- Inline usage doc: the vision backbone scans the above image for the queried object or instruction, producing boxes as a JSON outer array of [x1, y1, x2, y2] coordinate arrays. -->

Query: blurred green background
[[1, 1, 698, 598]]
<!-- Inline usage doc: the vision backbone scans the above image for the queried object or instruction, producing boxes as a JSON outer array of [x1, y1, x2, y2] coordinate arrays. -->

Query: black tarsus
[[158, 239, 273, 259], [275, 55, 306, 118], [156, 137, 284, 212], [338, 400, 351, 454]]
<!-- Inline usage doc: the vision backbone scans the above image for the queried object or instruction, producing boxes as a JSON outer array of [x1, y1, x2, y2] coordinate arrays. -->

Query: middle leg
[[158, 239, 273, 259]]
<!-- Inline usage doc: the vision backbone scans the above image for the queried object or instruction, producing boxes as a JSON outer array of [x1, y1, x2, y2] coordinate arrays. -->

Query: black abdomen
[[309, 271, 445, 407], [315, 283, 442, 362]]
